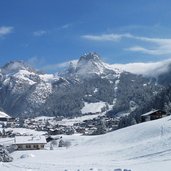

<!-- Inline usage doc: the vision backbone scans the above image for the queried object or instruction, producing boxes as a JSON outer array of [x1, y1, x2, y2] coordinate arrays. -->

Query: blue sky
[[1, 0, 171, 72]]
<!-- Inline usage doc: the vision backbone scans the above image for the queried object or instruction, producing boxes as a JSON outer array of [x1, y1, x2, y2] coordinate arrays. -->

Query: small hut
[[141, 110, 166, 122], [0, 111, 15, 127], [0, 111, 15, 122]]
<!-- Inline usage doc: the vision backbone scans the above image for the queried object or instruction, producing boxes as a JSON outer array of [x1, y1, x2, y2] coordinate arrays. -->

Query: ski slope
[[1, 116, 171, 171]]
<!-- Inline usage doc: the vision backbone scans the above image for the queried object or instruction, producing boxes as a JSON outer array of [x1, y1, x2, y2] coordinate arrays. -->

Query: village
[[0, 112, 120, 136], [0, 109, 169, 162]]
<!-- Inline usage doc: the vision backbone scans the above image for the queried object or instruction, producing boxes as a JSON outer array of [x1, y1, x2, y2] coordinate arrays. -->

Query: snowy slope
[[81, 101, 106, 114], [1, 116, 171, 170]]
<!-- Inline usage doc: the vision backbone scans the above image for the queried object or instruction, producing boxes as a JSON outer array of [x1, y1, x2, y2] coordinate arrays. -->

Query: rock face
[[0, 53, 170, 118]]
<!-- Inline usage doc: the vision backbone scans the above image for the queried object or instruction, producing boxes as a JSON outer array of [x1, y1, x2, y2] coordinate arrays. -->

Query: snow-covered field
[[81, 101, 107, 114], [1, 116, 171, 171], [0, 128, 46, 136], [56, 113, 106, 126]]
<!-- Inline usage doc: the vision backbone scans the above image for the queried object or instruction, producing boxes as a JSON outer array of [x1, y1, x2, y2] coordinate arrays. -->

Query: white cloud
[[33, 24, 71, 37], [127, 36, 171, 55], [27, 56, 45, 67], [82, 32, 171, 55], [60, 24, 71, 29], [0, 26, 13, 37], [111, 59, 171, 76], [41, 59, 78, 72], [82, 33, 132, 42], [55, 23, 72, 31], [126, 46, 169, 55], [33, 30, 47, 36]]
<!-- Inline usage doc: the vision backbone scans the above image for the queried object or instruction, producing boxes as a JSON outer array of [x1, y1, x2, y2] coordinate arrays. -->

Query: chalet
[[0, 111, 15, 128], [141, 110, 167, 122], [0, 111, 15, 122], [13, 136, 47, 150]]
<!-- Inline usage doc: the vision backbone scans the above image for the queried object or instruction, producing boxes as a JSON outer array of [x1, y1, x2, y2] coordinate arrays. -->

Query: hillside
[[0, 116, 171, 170], [0, 52, 167, 121]]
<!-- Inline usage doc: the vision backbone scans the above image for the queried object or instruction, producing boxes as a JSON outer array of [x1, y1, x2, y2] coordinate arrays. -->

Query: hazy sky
[[1, 0, 171, 72]]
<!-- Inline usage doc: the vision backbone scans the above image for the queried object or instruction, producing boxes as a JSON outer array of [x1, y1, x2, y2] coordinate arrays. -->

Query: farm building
[[141, 110, 167, 122], [14, 136, 47, 150], [0, 111, 15, 122], [0, 111, 15, 128]]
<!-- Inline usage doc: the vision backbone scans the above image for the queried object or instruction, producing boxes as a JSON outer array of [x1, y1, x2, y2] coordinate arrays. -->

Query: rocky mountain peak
[[75, 52, 105, 76], [1, 61, 35, 75], [77, 52, 103, 68], [78, 52, 101, 63], [59, 52, 105, 78]]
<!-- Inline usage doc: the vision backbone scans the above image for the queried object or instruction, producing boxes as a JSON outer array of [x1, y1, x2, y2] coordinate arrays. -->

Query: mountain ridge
[[0, 52, 170, 122]]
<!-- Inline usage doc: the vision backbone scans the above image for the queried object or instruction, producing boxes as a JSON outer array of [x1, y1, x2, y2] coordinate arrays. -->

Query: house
[[141, 109, 166, 122], [0, 111, 15, 122], [0, 111, 15, 123], [14, 135, 47, 150], [0, 111, 15, 128]]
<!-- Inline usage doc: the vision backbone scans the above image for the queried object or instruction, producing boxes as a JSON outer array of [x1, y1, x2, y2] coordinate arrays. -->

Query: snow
[[0, 136, 46, 146], [15, 135, 46, 145], [81, 102, 106, 114], [73, 53, 124, 77], [57, 113, 105, 126], [9, 70, 54, 107], [76, 59, 105, 76], [0, 128, 46, 136], [129, 101, 138, 112], [2, 61, 28, 75], [26, 82, 52, 106], [141, 109, 159, 116], [13, 70, 36, 85], [39, 74, 58, 83], [0, 111, 11, 118], [20, 153, 35, 159], [0, 137, 14, 146], [115, 79, 120, 85], [103, 62, 123, 76], [93, 88, 98, 93], [34, 116, 55, 121], [33, 113, 106, 126], [114, 80, 120, 92], [1, 116, 171, 170], [113, 98, 117, 105]]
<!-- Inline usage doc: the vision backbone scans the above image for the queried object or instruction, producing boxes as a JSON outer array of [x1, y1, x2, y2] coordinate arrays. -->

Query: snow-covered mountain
[[0, 53, 170, 120], [1, 61, 34, 75], [60, 52, 122, 79], [0, 61, 59, 117]]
